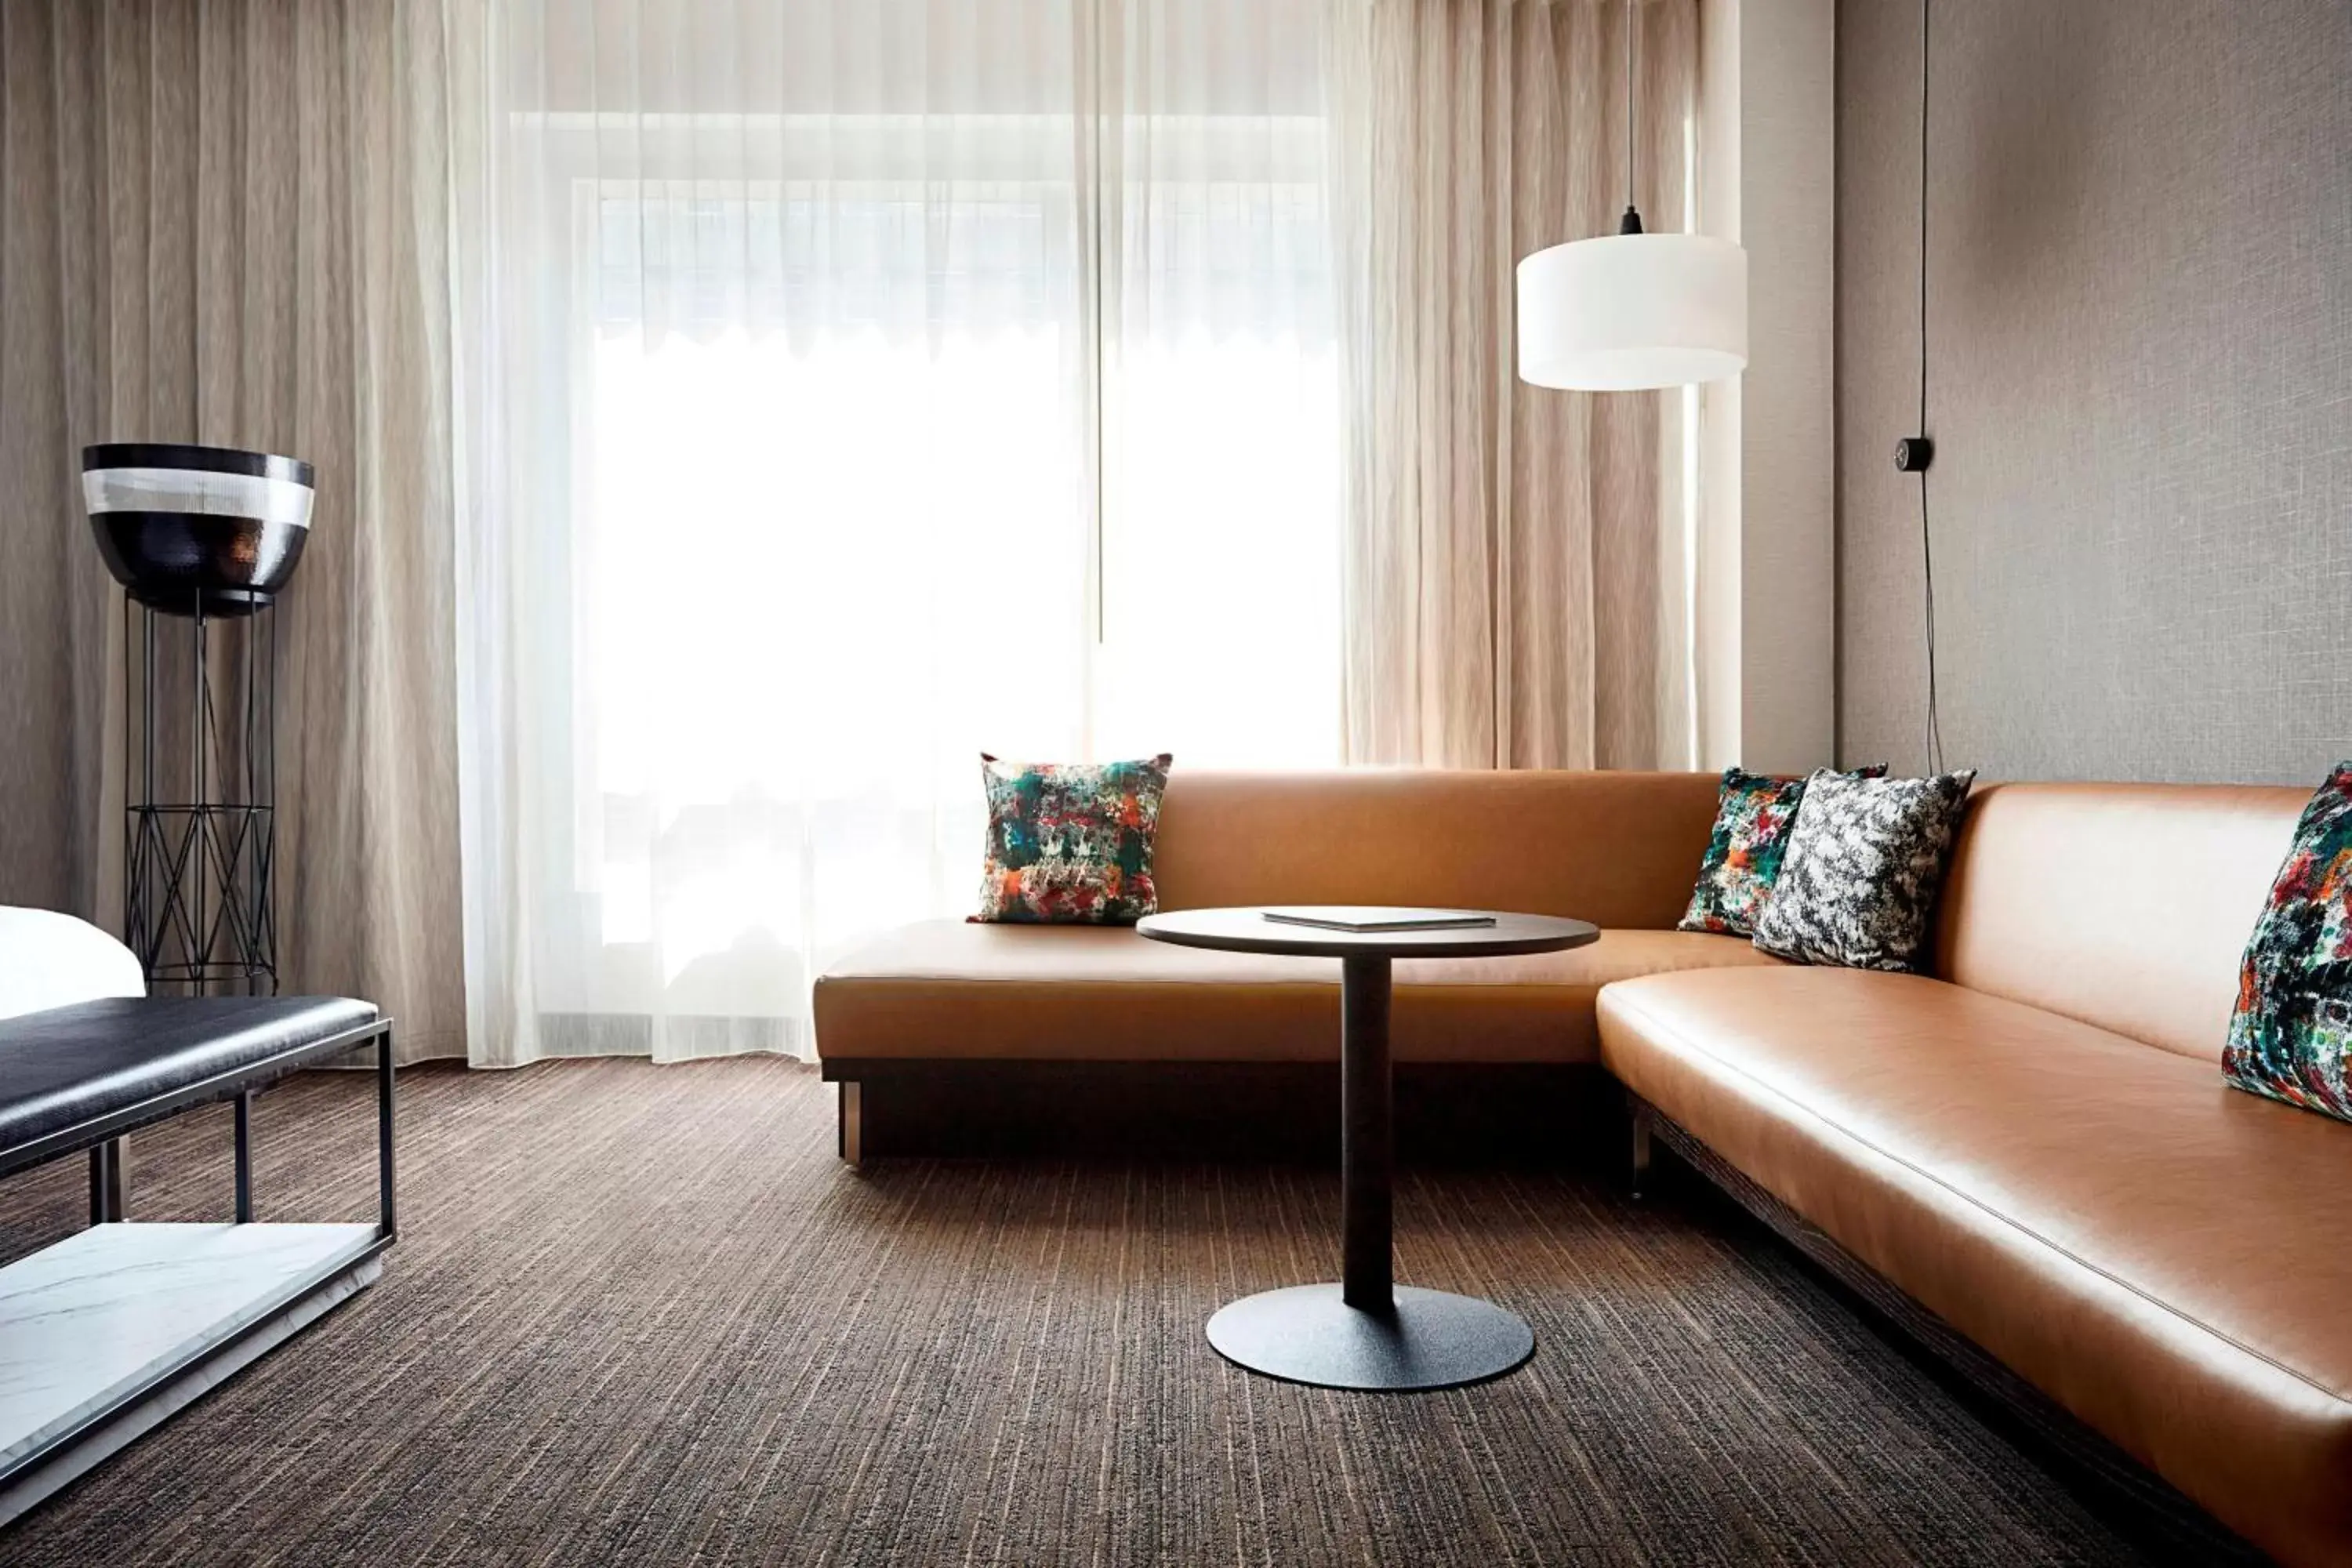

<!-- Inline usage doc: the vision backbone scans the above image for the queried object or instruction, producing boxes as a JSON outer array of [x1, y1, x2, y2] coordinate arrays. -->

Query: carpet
[[0, 1058, 2148, 1566]]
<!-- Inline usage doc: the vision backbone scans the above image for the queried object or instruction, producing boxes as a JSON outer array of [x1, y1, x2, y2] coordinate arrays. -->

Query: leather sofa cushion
[[815, 920, 1780, 1064], [0, 995, 379, 1156], [1599, 966, 2352, 1567], [1933, 782, 2306, 1062], [1151, 769, 1723, 931]]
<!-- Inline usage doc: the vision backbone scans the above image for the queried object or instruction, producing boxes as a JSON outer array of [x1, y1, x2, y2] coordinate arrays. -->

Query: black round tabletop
[[1135, 907, 1599, 961]]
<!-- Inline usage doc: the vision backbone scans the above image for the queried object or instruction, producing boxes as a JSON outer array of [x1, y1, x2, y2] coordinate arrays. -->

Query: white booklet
[[1260, 907, 1497, 934]]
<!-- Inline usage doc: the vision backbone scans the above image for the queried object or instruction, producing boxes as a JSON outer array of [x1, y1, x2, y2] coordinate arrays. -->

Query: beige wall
[[1697, 0, 1837, 777], [1836, 0, 2352, 784]]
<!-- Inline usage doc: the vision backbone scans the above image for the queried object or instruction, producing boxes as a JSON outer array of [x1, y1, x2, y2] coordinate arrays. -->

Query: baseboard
[[822, 1059, 1622, 1166]]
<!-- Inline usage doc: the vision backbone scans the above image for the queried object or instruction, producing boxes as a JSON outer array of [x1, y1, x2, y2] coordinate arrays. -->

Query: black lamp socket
[[1894, 436, 1935, 473]]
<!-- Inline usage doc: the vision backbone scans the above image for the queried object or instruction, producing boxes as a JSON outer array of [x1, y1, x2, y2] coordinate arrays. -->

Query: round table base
[[1206, 1284, 1534, 1392]]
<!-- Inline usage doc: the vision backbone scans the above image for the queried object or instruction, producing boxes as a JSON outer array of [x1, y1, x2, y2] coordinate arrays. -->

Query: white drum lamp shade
[[1515, 231, 1748, 391]]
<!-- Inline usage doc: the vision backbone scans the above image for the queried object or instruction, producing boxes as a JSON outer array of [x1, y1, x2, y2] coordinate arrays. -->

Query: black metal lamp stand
[[123, 596, 280, 993]]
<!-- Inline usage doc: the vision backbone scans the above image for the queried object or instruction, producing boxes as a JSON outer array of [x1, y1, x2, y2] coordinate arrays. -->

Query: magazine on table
[[1259, 908, 1498, 934]]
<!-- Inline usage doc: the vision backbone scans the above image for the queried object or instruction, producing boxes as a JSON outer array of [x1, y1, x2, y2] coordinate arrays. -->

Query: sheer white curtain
[[455, 0, 1340, 1066], [1092, 1, 1341, 763]]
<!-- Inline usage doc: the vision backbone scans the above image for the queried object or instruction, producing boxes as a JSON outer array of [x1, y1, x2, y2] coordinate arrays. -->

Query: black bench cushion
[[0, 995, 379, 1157]]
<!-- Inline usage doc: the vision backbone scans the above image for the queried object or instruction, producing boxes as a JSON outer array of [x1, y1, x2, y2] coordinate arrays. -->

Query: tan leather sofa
[[817, 769, 2340, 1560], [1601, 781, 2339, 1565]]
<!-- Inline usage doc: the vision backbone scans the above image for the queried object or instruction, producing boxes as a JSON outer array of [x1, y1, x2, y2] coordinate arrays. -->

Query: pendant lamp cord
[[1618, 0, 1642, 232], [1918, 0, 1945, 775]]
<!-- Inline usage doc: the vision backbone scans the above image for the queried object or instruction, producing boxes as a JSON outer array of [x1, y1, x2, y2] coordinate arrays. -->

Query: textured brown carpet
[[0, 1058, 2149, 1566]]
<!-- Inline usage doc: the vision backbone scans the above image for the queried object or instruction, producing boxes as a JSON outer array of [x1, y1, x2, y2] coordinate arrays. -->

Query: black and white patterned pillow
[[1751, 769, 1977, 971]]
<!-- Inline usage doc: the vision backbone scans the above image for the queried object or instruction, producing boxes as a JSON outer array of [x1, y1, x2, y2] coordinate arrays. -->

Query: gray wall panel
[[1835, 0, 2351, 784]]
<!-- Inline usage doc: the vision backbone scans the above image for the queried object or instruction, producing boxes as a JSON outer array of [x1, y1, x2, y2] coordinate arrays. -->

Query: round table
[[1134, 906, 1599, 1391]]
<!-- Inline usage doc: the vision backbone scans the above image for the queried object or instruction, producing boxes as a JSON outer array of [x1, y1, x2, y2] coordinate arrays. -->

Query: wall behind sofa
[[1836, 0, 2351, 785]]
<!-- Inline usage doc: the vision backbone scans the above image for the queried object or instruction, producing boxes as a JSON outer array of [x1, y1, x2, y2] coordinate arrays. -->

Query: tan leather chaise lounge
[[815, 769, 1785, 1160], [1602, 782, 2347, 1566]]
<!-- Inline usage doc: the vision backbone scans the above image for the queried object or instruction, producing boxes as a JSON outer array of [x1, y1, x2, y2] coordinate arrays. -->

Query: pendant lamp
[[1515, 0, 1747, 390]]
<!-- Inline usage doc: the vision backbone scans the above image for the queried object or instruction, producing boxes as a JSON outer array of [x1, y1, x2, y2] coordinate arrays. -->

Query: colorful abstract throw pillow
[[1750, 769, 1976, 972], [1679, 766, 1888, 938], [975, 753, 1172, 924], [2223, 762, 2352, 1124]]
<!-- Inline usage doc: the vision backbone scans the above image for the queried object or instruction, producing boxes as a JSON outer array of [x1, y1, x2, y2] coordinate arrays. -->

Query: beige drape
[[1330, 0, 1697, 768], [0, 0, 464, 1061]]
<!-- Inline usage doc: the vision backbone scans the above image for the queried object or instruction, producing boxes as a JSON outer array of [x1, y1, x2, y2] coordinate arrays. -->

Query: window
[[477, 1, 1340, 1054]]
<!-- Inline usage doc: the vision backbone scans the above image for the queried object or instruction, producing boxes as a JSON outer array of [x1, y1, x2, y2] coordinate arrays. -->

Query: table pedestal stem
[[1341, 953, 1393, 1311]]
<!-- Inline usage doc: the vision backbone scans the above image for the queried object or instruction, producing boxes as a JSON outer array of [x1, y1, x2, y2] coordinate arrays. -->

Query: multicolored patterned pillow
[[1679, 766, 1888, 938], [974, 753, 1172, 924], [2223, 762, 2352, 1123]]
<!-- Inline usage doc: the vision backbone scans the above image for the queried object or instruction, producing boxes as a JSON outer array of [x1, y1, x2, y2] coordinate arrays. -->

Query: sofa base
[[1632, 1097, 2262, 1566], [822, 1060, 1621, 1167]]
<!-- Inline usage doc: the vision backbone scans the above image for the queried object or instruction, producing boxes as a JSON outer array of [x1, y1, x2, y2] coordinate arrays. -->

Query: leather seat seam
[[1602, 985, 2352, 1410]]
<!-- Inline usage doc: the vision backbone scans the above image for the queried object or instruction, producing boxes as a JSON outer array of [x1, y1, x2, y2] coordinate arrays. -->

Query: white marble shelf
[[0, 1221, 380, 1472]]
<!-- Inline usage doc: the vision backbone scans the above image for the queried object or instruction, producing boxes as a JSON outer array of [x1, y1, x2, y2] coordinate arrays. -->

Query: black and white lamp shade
[[82, 443, 317, 618]]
